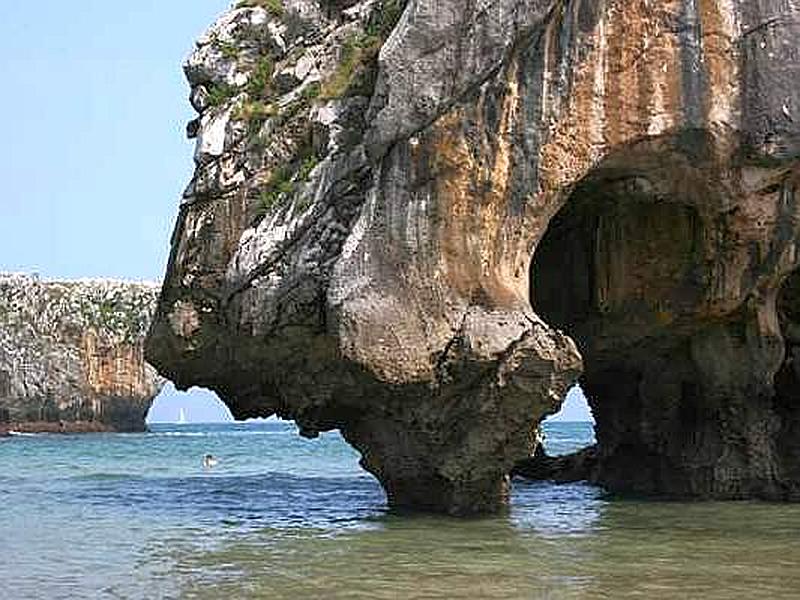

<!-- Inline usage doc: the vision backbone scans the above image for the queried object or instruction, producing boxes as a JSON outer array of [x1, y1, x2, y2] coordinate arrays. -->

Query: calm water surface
[[1, 421, 798, 599]]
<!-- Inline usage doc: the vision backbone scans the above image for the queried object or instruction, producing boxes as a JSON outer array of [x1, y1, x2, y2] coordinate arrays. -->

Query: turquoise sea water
[[1, 421, 799, 599]]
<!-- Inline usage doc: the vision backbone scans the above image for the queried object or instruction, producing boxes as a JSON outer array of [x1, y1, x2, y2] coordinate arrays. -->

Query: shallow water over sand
[[1, 421, 798, 599]]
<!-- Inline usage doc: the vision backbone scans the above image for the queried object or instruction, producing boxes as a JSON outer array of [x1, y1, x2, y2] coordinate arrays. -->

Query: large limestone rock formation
[[147, 0, 800, 512], [0, 274, 164, 433]]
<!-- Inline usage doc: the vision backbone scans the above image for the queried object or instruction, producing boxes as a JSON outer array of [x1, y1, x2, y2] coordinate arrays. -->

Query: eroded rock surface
[[512, 444, 598, 483], [148, 0, 799, 512], [1, 274, 164, 432]]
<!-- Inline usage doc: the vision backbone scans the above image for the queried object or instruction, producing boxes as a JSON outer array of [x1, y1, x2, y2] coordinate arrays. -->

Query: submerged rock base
[[513, 446, 599, 484]]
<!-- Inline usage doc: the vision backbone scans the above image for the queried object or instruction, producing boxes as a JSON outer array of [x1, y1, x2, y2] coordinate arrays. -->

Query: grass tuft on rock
[[214, 38, 240, 60], [320, 33, 381, 99], [257, 167, 295, 215], [207, 82, 239, 107], [298, 154, 319, 182], [236, 0, 284, 17], [247, 56, 275, 99], [319, 1, 408, 100], [367, 0, 407, 40]]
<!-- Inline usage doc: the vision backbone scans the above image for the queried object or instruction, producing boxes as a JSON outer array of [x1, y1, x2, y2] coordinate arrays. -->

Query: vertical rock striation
[[148, 0, 799, 512], [527, 0, 800, 500], [0, 274, 164, 433]]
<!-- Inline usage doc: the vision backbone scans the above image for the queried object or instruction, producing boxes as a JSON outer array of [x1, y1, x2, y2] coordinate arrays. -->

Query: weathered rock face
[[0, 274, 164, 432], [512, 444, 598, 483], [527, 1, 800, 500], [148, 0, 799, 512]]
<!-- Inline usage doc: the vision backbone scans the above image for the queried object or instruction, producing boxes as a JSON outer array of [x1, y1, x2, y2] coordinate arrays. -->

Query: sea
[[1, 420, 799, 599]]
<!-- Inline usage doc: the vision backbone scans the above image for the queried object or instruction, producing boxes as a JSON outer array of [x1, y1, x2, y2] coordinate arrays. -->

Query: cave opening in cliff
[[539, 383, 596, 461], [146, 383, 233, 424], [543, 384, 594, 425], [529, 155, 712, 489], [776, 268, 800, 498]]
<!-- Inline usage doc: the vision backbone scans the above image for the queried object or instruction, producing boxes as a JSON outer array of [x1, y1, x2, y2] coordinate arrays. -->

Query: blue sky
[[0, 1, 592, 423], [546, 385, 594, 423], [147, 383, 233, 423], [0, 0, 230, 281]]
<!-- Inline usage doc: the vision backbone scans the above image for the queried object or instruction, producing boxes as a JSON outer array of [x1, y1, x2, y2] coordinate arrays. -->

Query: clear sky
[[0, 0, 230, 281], [546, 385, 595, 423], [147, 383, 233, 423], [0, 0, 593, 423]]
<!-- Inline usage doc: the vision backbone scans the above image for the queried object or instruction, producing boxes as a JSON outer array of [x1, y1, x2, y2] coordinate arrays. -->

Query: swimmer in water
[[203, 454, 218, 469]]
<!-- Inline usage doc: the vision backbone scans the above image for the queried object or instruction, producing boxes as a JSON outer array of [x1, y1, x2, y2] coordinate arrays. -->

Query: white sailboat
[[177, 407, 188, 425]]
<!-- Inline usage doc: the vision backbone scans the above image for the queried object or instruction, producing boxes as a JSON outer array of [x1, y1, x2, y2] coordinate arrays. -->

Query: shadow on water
[[59, 450, 607, 537], [156, 480, 800, 600], [154, 480, 612, 599], [66, 472, 387, 531]]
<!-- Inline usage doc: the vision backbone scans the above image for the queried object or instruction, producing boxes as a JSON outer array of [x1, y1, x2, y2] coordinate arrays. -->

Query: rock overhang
[[147, 0, 800, 512]]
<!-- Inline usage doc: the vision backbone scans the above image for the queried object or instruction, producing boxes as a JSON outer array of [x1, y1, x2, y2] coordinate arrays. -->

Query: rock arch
[[147, 1, 800, 513], [532, 137, 800, 498], [146, 383, 233, 424]]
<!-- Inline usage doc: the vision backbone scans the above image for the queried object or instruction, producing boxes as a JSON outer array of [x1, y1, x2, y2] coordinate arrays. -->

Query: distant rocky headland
[[0, 273, 164, 435], [144, 0, 800, 514]]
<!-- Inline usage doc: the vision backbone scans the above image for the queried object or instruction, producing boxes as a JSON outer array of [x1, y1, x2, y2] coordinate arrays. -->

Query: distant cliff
[[0, 273, 164, 433]]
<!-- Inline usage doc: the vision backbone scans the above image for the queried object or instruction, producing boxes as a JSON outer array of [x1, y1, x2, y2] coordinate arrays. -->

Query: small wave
[[223, 430, 293, 436], [151, 432, 208, 437], [8, 431, 39, 437], [75, 473, 131, 481], [149, 430, 293, 438]]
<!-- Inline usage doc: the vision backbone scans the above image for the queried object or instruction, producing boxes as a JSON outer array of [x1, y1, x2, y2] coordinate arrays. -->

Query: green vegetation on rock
[[298, 154, 319, 182], [236, 0, 284, 17], [257, 167, 295, 215], [235, 100, 277, 134], [215, 38, 240, 60], [301, 82, 321, 101], [247, 56, 275, 99], [255, 142, 321, 218], [320, 1, 408, 100], [207, 82, 239, 107], [368, 0, 407, 40], [320, 33, 380, 99]]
